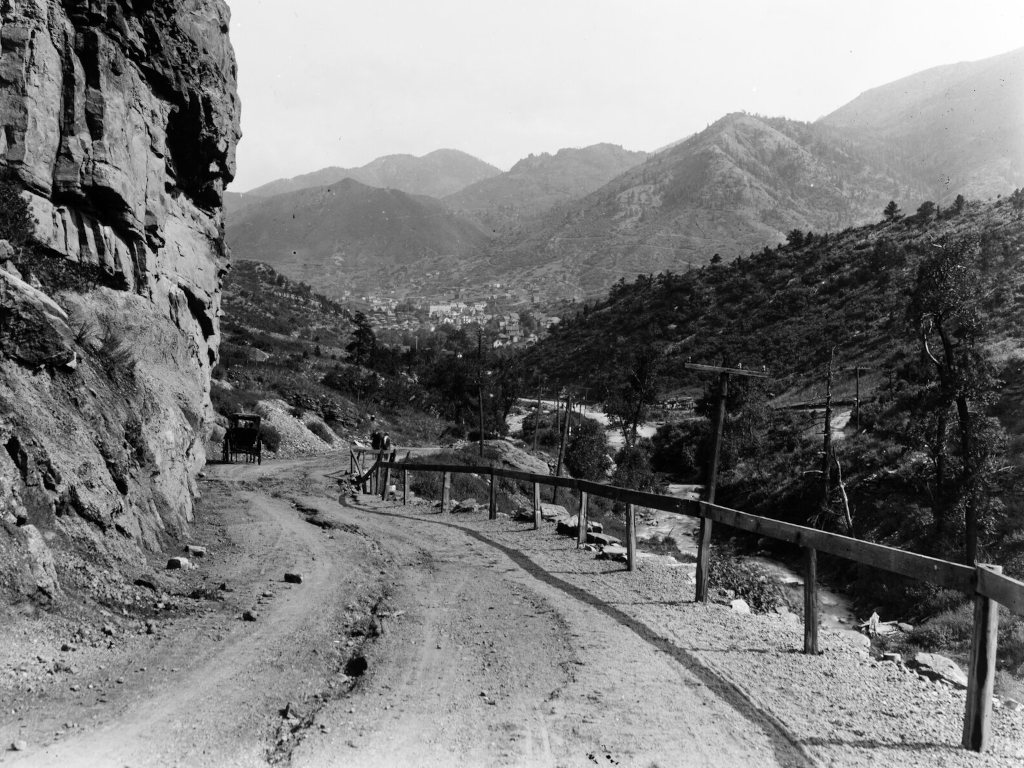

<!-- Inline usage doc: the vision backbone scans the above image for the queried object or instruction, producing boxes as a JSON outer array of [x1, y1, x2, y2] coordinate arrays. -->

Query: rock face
[[0, 1, 239, 604]]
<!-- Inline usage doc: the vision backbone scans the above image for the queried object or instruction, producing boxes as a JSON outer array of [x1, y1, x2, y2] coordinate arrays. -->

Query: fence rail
[[350, 445, 1024, 753]]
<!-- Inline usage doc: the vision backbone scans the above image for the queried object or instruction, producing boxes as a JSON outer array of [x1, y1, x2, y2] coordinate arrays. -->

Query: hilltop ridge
[[242, 148, 501, 200]]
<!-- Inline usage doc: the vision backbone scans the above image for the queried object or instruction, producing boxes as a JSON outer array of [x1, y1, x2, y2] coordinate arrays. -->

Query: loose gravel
[[397, 500, 1024, 768]]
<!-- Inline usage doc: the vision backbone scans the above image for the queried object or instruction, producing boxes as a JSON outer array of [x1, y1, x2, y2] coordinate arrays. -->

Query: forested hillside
[[519, 194, 1024, 597], [523, 196, 1024, 396]]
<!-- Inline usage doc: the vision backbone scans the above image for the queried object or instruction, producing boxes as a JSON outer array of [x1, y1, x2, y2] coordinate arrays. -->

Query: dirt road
[[2, 455, 1022, 767]]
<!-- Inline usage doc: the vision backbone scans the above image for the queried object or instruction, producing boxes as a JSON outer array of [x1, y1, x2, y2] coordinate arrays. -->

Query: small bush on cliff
[[95, 317, 135, 379]]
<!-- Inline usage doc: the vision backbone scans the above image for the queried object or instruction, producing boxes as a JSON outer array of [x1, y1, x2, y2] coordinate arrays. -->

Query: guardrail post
[[963, 564, 1002, 752], [441, 471, 451, 514], [577, 491, 588, 548], [380, 451, 396, 501], [349, 444, 355, 476], [532, 482, 542, 529], [695, 506, 712, 602], [803, 547, 819, 654], [488, 465, 497, 520], [627, 504, 637, 572], [402, 468, 408, 505]]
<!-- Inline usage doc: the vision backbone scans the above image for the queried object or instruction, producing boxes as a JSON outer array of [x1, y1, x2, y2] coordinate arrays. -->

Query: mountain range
[[226, 46, 1024, 302], [443, 144, 648, 232], [228, 149, 501, 214]]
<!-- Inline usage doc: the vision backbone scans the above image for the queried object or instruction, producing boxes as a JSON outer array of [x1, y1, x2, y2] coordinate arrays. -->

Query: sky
[[225, 0, 1024, 192]]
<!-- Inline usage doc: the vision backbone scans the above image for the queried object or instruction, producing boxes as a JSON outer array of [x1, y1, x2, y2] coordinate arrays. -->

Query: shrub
[[650, 419, 708, 476], [707, 542, 785, 613], [520, 411, 561, 449], [95, 316, 135, 378], [611, 441, 656, 492], [908, 603, 973, 652], [564, 417, 610, 479], [260, 423, 281, 453], [210, 383, 262, 418], [308, 420, 335, 444]]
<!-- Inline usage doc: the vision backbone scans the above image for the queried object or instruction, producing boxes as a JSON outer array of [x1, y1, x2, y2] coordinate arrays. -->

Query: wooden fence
[[349, 446, 1024, 753]]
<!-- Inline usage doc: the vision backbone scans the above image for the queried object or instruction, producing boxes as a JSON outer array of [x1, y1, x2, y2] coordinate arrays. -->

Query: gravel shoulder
[[1, 454, 1022, 766]]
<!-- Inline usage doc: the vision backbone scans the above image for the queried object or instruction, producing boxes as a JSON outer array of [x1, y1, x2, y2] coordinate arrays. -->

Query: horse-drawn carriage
[[222, 414, 262, 464]]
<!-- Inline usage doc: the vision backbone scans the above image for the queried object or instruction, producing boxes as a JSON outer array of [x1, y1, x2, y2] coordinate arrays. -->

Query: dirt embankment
[[1, 454, 1022, 767]]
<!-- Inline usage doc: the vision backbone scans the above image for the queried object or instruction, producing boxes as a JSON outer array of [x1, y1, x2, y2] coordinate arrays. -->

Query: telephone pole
[[838, 365, 873, 432], [684, 362, 770, 604]]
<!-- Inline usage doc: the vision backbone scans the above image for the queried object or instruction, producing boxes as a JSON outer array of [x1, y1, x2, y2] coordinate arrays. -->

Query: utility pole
[[552, 393, 572, 504], [533, 385, 542, 452], [684, 362, 770, 604], [839, 365, 873, 432], [821, 349, 836, 522], [477, 329, 485, 457]]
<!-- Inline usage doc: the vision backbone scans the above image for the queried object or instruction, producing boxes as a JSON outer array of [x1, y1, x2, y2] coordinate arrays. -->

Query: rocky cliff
[[0, 0, 240, 605]]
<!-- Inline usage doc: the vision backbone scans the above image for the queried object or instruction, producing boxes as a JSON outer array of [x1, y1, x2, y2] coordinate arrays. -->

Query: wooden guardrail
[[349, 446, 1024, 753]]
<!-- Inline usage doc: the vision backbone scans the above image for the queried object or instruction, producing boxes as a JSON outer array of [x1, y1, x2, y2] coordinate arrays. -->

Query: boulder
[[452, 498, 479, 514], [897, 622, 914, 633], [910, 652, 968, 689], [0, 270, 75, 369], [556, 515, 579, 536], [186, 545, 207, 558], [284, 572, 303, 584], [587, 532, 621, 547], [1004, 698, 1023, 712], [20, 524, 61, 599], [133, 573, 165, 592], [540, 503, 567, 521], [597, 544, 628, 562], [730, 599, 751, 614], [166, 557, 191, 570]]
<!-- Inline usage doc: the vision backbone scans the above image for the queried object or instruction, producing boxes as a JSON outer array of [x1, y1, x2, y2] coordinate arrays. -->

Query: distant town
[[357, 291, 566, 348]]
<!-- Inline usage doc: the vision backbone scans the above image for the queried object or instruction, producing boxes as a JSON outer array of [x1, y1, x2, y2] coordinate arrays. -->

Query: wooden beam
[[699, 501, 976, 593], [577, 491, 589, 548], [441, 471, 451, 514], [375, 460, 1024, 615], [532, 482, 542, 530], [683, 362, 770, 378], [627, 504, 637, 572], [804, 548, 819, 654], [976, 567, 1024, 614], [488, 465, 497, 520], [963, 565, 1002, 752]]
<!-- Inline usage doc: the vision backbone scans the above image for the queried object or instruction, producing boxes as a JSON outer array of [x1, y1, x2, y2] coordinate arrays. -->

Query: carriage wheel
[[222, 437, 231, 464]]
